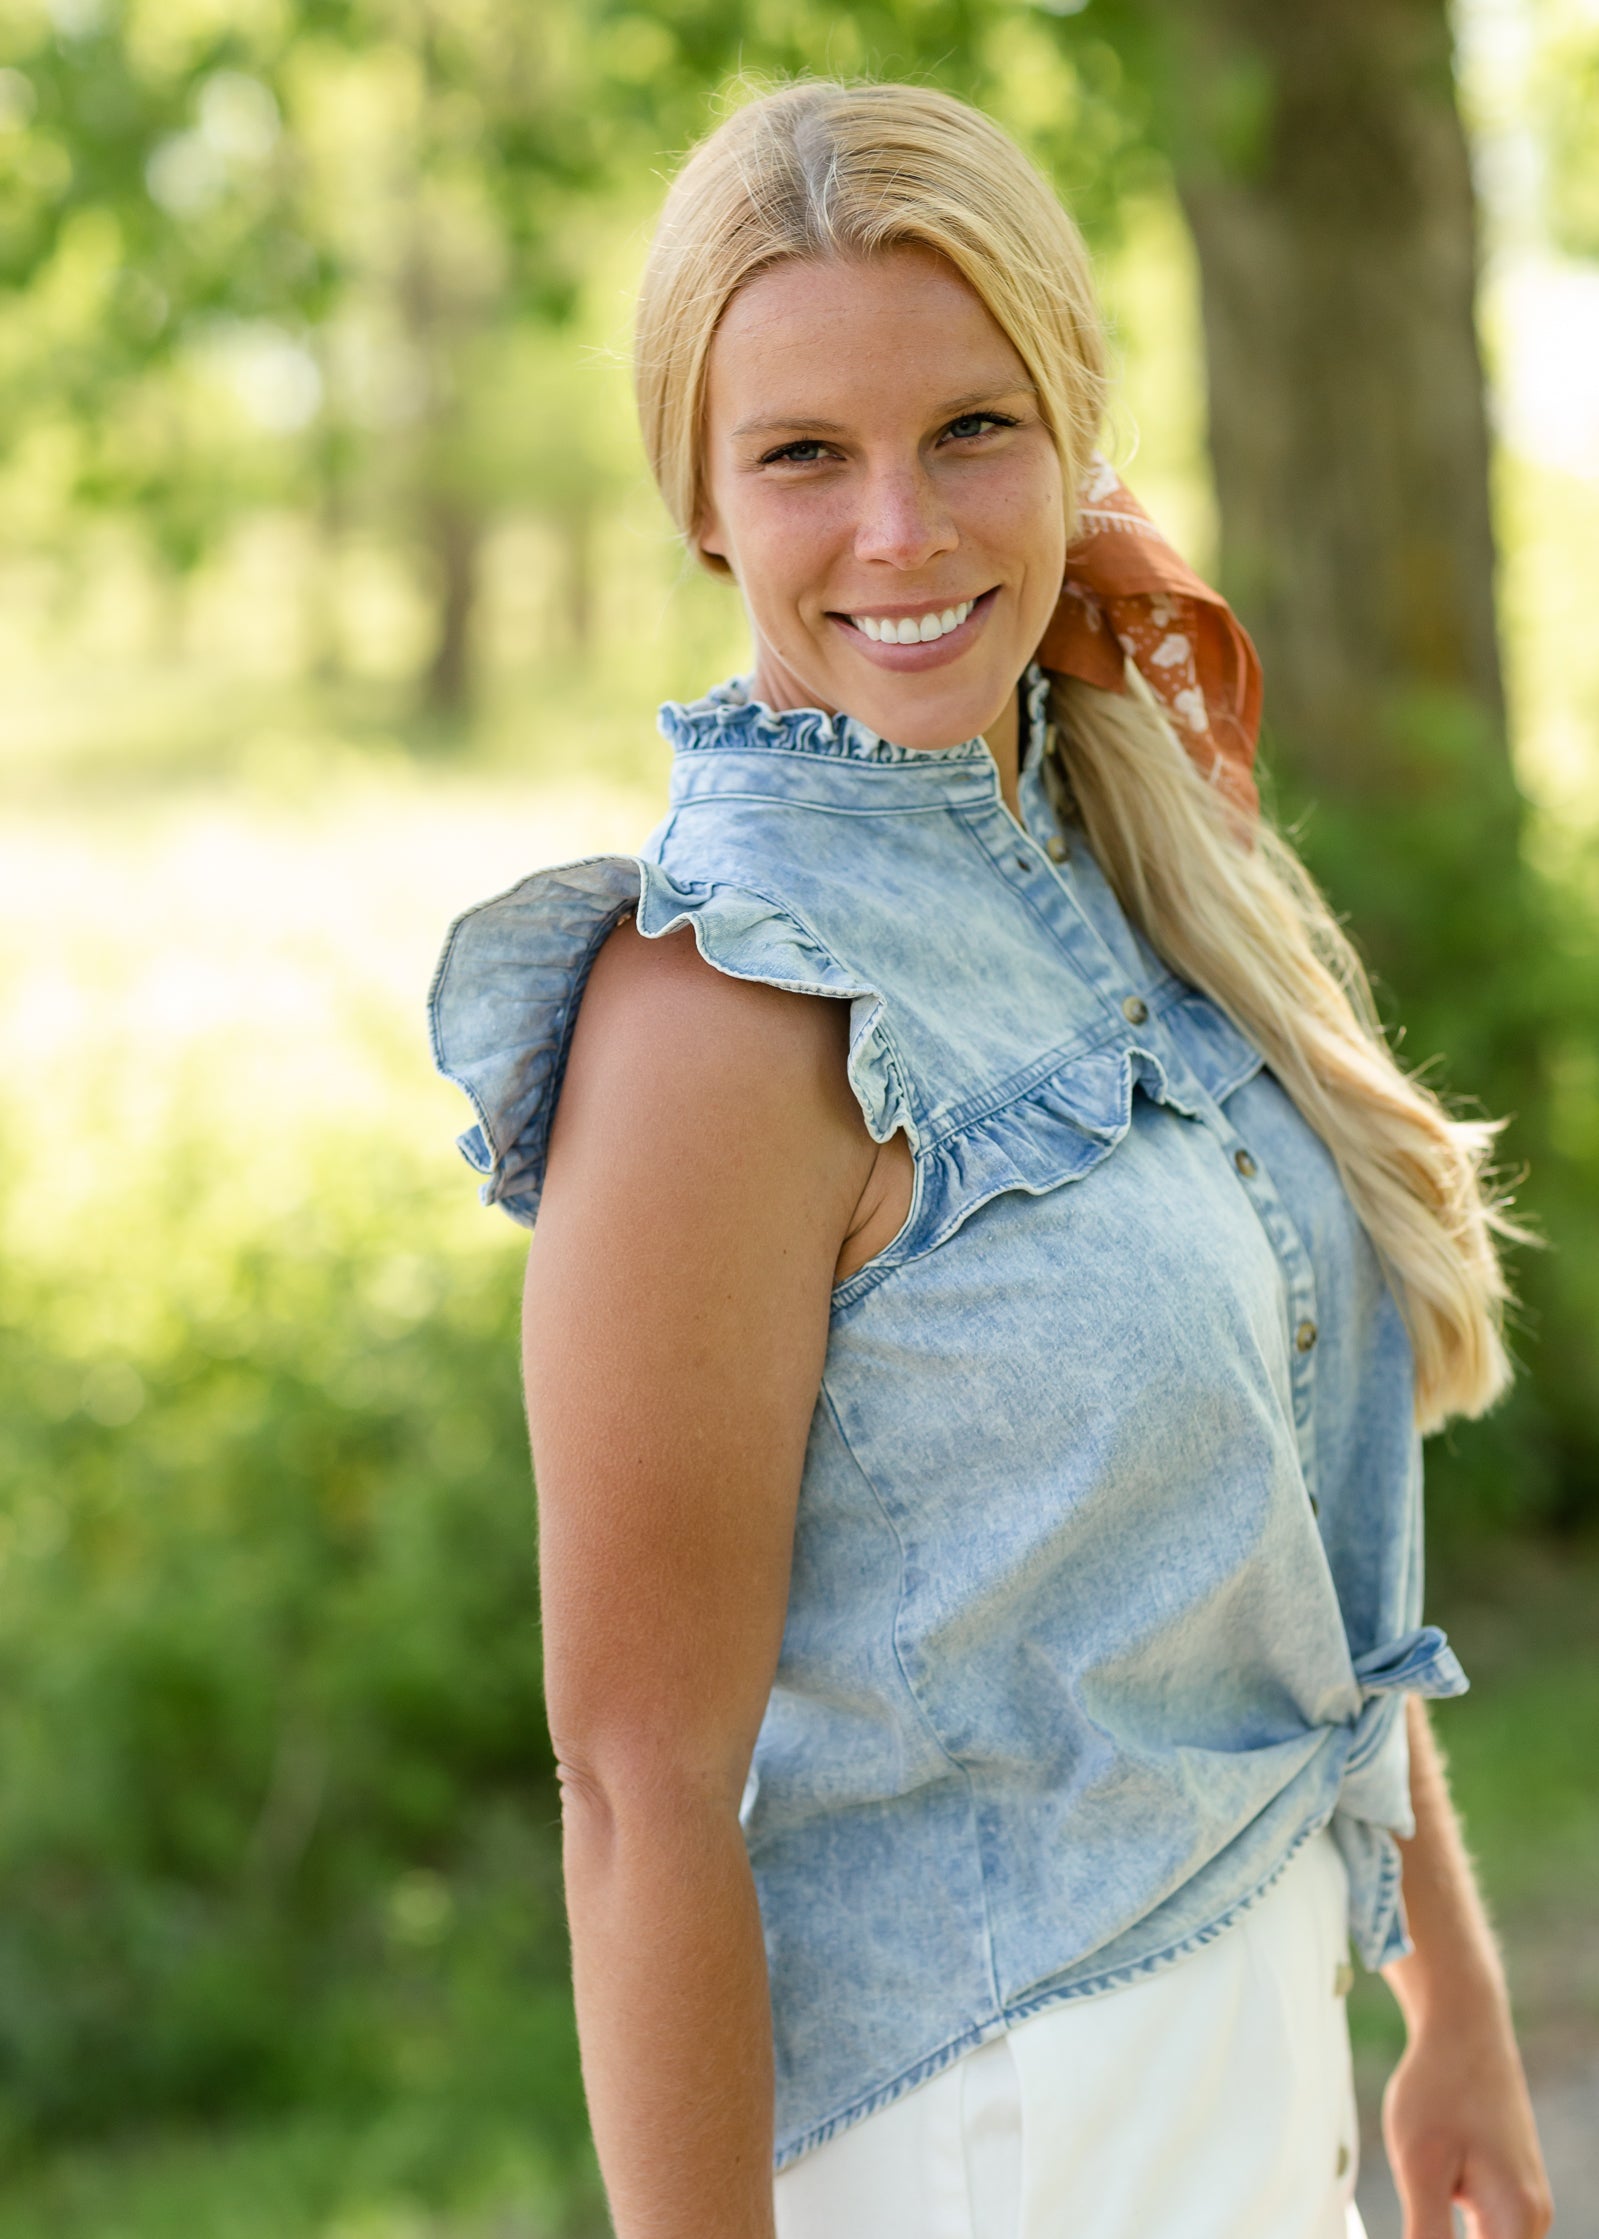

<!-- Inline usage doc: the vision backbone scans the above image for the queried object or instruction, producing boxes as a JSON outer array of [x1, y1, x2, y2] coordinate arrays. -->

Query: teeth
[[851, 598, 974, 645]]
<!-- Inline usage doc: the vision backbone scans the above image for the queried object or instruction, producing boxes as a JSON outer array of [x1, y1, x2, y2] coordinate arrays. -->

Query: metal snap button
[[1295, 1319, 1319, 1353], [1233, 1148, 1257, 1178], [1121, 995, 1148, 1024], [1046, 834, 1069, 863]]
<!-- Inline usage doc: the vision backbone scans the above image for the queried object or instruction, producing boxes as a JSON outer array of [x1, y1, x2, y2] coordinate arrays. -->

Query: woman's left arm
[[1378, 1695, 1554, 2239]]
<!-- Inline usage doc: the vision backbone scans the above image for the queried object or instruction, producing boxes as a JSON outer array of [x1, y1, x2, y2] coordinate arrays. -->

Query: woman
[[430, 81, 1552, 2239]]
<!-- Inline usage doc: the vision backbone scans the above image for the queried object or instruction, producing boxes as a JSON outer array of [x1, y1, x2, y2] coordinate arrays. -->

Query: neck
[[985, 685, 1022, 820]]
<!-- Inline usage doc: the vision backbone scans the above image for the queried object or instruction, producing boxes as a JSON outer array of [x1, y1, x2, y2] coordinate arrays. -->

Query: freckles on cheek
[[744, 494, 841, 617], [985, 452, 1062, 536]]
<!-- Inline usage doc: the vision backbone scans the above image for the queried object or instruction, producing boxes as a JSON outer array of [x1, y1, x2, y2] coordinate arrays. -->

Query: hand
[[1381, 2006, 1553, 2239]]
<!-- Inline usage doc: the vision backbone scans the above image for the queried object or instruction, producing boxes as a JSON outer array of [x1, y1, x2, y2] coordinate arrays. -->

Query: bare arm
[[524, 917, 879, 2239], [1378, 1696, 1553, 2239]]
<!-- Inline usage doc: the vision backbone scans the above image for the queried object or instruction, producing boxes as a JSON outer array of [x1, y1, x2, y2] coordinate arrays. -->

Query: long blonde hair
[[634, 78, 1519, 1432]]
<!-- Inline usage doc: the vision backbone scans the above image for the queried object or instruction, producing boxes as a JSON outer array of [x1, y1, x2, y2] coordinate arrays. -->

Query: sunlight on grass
[[0, 766, 665, 1238]]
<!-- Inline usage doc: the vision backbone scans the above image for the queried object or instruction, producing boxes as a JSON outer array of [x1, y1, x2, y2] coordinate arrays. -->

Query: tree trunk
[[425, 491, 480, 718], [307, 443, 347, 685], [399, 192, 484, 725], [559, 501, 595, 652], [1119, 0, 1543, 1082], [1096, 0, 1599, 1527], [1161, 0, 1510, 807]]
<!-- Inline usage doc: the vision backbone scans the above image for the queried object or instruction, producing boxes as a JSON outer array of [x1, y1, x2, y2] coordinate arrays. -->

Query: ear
[[694, 502, 735, 578]]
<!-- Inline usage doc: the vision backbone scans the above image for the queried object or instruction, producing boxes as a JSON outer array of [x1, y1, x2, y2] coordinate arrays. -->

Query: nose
[[852, 463, 958, 571]]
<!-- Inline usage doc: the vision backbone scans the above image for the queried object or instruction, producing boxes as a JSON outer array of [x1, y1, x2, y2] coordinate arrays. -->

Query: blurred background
[[0, 0, 1595, 2231]]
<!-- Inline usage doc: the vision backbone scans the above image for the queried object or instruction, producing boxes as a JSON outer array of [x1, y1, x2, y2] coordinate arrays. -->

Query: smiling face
[[697, 245, 1067, 755]]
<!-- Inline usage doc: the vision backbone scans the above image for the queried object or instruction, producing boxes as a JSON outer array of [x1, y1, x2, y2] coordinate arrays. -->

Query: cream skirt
[[773, 1824, 1368, 2239]]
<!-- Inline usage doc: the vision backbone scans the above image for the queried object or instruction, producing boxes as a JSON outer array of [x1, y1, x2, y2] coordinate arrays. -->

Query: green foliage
[[1, 2109, 600, 2239], [0, 0, 1155, 574], [0, 1124, 593, 2185], [1265, 684, 1599, 1533]]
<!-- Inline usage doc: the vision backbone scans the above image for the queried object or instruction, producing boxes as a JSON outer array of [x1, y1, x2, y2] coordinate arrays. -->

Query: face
[[697, 245, 1067, 755]]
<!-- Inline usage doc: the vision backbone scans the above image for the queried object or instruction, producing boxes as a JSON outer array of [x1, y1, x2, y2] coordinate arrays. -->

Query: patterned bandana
[[1034, 450, 1263, 826]]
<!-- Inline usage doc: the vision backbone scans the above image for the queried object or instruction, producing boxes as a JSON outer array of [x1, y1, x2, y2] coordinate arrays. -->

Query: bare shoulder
[[574, 909, 854, 1091], [547, 911, 873, 1207]]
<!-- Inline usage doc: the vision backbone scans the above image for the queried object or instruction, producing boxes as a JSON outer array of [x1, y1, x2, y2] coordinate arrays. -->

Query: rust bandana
[[1035, 450, 1264, 826]]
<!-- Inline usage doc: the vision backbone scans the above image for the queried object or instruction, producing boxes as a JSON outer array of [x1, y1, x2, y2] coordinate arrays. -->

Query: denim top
[[428, 665, 1467, 2170]]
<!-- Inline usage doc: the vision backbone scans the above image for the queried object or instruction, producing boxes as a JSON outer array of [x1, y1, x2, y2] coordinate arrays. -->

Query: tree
[[1064, 0, 1599, 1526], [0, 0, 605, 713]]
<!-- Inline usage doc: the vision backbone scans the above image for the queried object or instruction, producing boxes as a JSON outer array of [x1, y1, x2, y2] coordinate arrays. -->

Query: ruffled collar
[[659, 662, 1052, 777]]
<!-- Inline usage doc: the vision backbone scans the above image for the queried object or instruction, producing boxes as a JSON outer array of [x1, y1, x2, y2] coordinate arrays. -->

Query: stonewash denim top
[[428, 665, 1468, 2172]]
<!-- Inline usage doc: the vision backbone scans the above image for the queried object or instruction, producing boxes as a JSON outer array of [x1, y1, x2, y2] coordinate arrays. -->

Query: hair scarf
[[1035, 450, 1263, 829]]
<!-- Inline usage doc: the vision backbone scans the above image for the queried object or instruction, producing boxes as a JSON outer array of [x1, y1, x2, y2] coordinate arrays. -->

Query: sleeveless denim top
[[428, 666, 1468, 2170]]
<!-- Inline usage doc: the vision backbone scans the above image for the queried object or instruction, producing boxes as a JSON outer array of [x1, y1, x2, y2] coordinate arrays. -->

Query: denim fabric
[[428, 665, 1467, 2171]]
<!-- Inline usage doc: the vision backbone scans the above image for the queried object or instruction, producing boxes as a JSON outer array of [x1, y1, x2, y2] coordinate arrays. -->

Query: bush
[[0, 1121, 589, 2186]]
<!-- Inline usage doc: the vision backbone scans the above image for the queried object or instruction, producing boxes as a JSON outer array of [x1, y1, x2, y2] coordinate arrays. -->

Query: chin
[[852, 678, 1016, 753]]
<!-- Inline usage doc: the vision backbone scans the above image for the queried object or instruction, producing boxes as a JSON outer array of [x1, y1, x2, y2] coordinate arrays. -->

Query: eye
[[758, 439, 834, 466], [942, 412, 1016, 443]]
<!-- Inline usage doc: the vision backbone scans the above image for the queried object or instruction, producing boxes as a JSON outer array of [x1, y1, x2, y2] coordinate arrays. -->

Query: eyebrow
[[730, 382, 1038, 441]]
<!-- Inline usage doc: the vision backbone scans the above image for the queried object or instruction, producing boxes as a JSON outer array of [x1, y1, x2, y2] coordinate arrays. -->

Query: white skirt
[[773, 1825, 1367, 2239]]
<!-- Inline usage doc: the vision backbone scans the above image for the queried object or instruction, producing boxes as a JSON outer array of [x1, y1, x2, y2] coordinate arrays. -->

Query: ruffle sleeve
[[841, 987, 1265, 1294], [426, 854, 912, 1226]]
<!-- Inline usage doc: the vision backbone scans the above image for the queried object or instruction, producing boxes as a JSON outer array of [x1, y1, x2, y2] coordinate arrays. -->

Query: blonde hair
[[634, 78, 1519, 1431]]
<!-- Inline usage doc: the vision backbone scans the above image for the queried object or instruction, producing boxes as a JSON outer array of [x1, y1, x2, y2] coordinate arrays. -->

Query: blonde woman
[[430, 81, 1552, 2239]]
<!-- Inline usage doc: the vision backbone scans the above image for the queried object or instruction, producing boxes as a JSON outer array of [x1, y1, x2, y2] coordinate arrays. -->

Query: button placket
[[967, 789, 1162, 1026], [1004, 731, 1171, 1032], [1211, 1120, 1322, 1504]]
